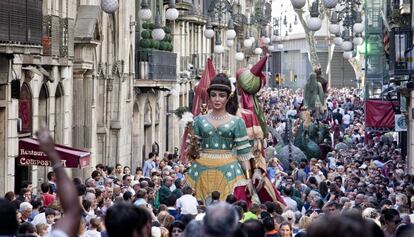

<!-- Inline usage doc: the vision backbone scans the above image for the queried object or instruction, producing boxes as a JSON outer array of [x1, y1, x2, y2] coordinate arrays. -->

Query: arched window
[[19, 83, 32, 134], [38, 83, 49, 128], [144, 100, 152, 126], [54, 83, 64, 143]]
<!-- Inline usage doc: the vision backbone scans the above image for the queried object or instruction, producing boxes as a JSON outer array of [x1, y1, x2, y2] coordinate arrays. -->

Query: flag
[[192, 58, 216, 115], [180, 58, 216, 163]]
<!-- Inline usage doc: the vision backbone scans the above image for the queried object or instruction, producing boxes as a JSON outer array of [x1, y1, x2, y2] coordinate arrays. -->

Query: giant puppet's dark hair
[[207, 73, 239, 115]]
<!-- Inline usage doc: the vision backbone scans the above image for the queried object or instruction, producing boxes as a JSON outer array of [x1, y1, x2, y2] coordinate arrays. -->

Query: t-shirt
[[43, 193, 55, 206], [176, 194, 198, 215], [45, 229, 69, 237], [343, 114, 351, 125]]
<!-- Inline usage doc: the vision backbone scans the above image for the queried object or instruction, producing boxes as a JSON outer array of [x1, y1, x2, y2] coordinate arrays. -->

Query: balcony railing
[[136, 49, 177, 80], [389, 27, 414, 76]]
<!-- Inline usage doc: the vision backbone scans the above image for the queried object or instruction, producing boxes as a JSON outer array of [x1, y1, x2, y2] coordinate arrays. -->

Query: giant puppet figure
[[303, 72, 325, 116], [235, 57, 285, 205]]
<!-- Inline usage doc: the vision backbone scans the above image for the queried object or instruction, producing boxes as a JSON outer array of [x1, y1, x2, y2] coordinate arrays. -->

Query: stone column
[[71, 69, 86, 178]]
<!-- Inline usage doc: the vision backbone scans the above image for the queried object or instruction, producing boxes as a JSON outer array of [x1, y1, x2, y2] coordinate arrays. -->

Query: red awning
[[18, 138, 91, 168]]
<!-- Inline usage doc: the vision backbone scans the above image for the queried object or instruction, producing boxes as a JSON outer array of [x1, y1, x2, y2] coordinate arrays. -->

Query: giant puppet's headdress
[[236, 56, 268, 136]]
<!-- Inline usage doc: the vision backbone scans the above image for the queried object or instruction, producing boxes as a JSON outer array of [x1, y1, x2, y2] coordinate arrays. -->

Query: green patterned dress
[[186, 114, 253, 203]]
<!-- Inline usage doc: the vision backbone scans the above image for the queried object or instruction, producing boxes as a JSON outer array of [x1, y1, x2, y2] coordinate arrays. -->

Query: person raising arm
[[37, 124, 81, 237]]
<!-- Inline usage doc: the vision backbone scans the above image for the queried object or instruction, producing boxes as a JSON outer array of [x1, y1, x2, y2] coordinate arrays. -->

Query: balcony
[[136, 49, 177, 81], [0, 0, 42, 54], [389, 27, 414, 77]]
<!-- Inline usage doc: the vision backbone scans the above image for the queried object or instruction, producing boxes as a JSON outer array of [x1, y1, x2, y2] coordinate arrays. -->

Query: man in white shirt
[[282, 187, 298, 211], [176, 186, 198, 215]]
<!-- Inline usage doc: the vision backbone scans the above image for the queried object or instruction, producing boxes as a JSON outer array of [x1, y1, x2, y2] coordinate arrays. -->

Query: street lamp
[[323, 0, 338, 9], [244, 30, 253, 48], [204, 17, 215, 38], [214, 31, 225, 54], [165, 0, 179, 21], [254, 42, 263, 55], [341, 30, 353, 51], [235, 43, 245, 61], [352, 11, 364, 33], [329, 12, 341, 34], [138, 0, 152, 20], [152, 7, 165, 41], [101, 0, 119, 13], [290, 0, 306, 9], [333, 33, 343, 46], [226, 18, 236, 40], [307, 1, 322, 31]]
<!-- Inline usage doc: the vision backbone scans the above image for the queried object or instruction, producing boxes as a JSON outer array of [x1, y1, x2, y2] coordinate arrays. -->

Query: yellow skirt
[[186, 150, 248, 204]]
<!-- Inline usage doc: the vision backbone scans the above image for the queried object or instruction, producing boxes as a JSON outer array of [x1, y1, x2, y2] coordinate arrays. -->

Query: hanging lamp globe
[[226, 40, 234, 47], [341, 41, 352, 51], [329, 24, 340, 34], [165, 0, 179, 21], [204, 29, 215, 38], [244, 38, 253, 48], [333, 36, 343, 45], [214, 45, 225, 54], [101, 0, 119, 14], [290, 0, 306, 9], [262, 37, 271, 45], [353, 12, 364, 33], [268, 45, 274, 51], [329, 12, 340, 34], [308, 17, 322, 31], [138, 0, 152, 20], [343, 51, 353, 59], [152, 12, 165, 41], [235, 52, 245, 61], [226, 19, 237, 40], [323, 0, 338, 9], [353, 23, 364, 34], [353, 37, 363, 45], [254, 47, 263, 55], [307, 2, 321, 31], [204, 17, 214, 38], [250, 36, 256, 44]]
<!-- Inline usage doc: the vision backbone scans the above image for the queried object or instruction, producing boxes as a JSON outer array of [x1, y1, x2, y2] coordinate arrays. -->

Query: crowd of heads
[[0, 87, 413, 237]]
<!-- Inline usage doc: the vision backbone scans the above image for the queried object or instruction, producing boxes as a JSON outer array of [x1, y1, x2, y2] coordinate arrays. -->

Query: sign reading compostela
[[18, 138, 91, 168], [19, 149, 68, 167]]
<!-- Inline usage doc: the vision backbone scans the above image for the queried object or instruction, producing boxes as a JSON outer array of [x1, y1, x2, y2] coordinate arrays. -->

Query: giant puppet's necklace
[[208, 112, 229, 120]]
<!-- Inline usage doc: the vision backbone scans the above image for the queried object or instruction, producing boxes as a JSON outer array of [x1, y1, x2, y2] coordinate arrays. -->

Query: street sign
[[395, 114, 407, 132]]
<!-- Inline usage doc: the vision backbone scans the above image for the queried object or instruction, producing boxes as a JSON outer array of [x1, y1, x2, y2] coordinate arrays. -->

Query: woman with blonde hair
[[157, 211, 175, 230], [296, 216, 312, 236]]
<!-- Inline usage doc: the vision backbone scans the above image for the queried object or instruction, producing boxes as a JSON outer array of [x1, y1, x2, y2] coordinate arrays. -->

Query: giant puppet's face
[[209, 90, 228, 111]]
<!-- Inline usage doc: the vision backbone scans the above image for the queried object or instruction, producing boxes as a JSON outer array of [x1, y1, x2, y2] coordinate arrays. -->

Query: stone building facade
[[0, 0, 254, 194]]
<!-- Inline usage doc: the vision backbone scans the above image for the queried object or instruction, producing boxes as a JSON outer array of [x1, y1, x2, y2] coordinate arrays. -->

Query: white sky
[[271, 0, 305, 35]]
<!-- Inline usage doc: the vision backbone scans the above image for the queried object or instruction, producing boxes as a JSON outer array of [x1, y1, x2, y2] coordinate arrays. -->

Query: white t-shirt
[[176, 194, 198, 215], [283, 196, 298, 211], [46, 229, 69, 237], [83, 229, 102, 237], [343, 114, 351, 125]]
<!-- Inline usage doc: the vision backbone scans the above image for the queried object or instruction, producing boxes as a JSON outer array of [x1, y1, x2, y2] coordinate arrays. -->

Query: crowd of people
[[1, 87, 414, 237]]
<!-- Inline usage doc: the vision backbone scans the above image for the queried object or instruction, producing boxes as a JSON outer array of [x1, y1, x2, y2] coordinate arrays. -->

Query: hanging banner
[[395, 114, 407, 131]]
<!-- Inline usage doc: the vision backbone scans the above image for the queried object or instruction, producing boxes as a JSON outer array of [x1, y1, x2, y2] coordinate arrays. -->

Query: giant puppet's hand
[[252, 168, 265, 191]]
